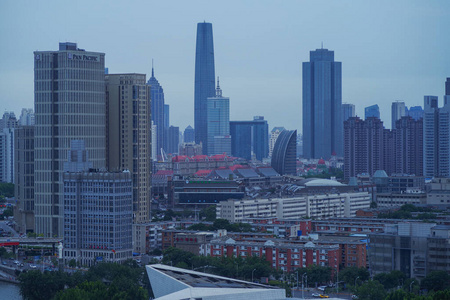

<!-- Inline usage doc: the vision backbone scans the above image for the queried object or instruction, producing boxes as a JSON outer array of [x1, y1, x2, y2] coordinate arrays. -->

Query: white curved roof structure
[[303, 178, 345, 187]]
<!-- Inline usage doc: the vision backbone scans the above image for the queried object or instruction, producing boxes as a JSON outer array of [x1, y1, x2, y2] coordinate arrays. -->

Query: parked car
[[312, 293, 320, 297], [30, 265, 37, 269], [319, 295, 329, 298]]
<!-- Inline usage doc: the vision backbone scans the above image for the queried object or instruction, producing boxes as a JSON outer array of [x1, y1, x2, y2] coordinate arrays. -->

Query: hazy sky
[[1, 0, 449, 132]]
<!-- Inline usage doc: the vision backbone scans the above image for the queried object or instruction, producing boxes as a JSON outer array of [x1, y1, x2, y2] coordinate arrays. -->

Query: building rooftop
[[146, 264, 287, 300]]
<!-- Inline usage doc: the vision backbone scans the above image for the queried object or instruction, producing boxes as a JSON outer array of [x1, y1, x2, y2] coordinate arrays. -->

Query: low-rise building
[[376, 190, 427, 207], [368, 222, 450, 279], [207, 237, 339, 272], [427, 178, 450, 205], [217, 192, 371, 223], [147, 264, 287, 300]]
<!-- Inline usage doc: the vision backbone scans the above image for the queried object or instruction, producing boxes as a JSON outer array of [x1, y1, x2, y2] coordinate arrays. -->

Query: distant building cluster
[[2, 21, 450, 277]]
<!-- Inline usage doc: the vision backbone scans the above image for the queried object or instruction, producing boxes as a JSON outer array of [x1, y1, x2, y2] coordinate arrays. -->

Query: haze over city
[[1, 0, 449, 131]]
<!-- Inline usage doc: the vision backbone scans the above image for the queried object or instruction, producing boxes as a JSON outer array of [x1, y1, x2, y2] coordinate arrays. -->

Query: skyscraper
[[19, 109, 35, 126], [344, 117, 385, 179], [183, 125, 195, 143], [302, 48, 342, 159], [166, 126, 180, 155], [271, 130, 297, 175], [14, 126, 34, 233], [365, 104, 380, 119], [230, 116, 269, 161], [147, 66, 165, 155], [423, 79, 450, 178], [194, 22, 216, 154], [393, 116, 423, 176], [406, 106, 424, 121], [206, 79, 230, 155], [63, 141, 132, 265], [269, 127, 285, 158], [34, 42, 106, 237], [391, 101, 406, 129], [342, 103, 355, 122], [106, 73, 151, 253]]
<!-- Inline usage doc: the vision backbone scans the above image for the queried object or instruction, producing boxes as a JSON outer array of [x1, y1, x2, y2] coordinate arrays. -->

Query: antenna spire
[[151, 59, 154, 77], [321, 42, 323, 49], [215, 77, 222, 97]]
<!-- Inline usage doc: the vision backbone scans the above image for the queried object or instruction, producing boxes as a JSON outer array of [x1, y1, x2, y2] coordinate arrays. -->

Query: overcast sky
[[1, 0, 449, 132]]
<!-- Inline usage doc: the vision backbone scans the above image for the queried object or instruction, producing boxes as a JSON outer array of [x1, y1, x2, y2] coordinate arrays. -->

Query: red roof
[[172, 155, 190, 162], [318, 159, 326, 165], [192, 155, 209, 162], [229, 164, 246, 171], [210, 153, 228, 161], [194, 169, 212, 177]]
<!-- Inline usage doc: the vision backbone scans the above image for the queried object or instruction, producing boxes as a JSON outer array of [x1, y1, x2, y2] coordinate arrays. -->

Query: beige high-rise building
[[106, 73, 151, 253], [34, 43, 106, 237]]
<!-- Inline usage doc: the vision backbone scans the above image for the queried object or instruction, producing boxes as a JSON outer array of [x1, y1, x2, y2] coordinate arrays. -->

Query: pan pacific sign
[[68, 52, 100, 62]]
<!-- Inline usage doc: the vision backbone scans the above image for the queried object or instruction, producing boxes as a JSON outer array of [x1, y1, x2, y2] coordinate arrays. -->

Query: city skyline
[[1, 1, 450, 132]]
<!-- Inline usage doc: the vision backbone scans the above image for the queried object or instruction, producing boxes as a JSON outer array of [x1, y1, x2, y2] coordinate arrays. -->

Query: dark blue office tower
[[194, 22, 216, 154], [303, 48, 342, 159], [230, 116, 269, 161], [147, 66, 165, 155]]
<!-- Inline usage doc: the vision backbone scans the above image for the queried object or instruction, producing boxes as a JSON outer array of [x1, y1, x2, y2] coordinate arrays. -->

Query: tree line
[[18, 260, 150, 300]]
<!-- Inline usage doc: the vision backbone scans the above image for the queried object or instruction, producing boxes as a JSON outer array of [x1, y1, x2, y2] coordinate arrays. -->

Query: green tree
[[0, 182, 14, 197], [355, 280, 387, 300], [385, 289, 411, 300], [68, 259, 77, 268], [199, 205, 216, 221], [162, 247, 195, 267], [339, 266, 370, 287], [19, 270, 69, 300], [421, 271, 450, 292], [374, 270, 406, 290], [213, 218, 231, 230], [188, 223, 212, 231]]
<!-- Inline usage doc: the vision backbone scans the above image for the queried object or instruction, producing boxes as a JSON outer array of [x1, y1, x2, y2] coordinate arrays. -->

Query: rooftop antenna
[[151, 59, 154, 77]]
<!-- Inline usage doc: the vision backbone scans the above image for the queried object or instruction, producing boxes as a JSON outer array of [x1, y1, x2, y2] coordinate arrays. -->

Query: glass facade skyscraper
[[342, 103, 355, 122], [302, 48, 342, 159], [365, 104, 380, 119], [206, 80, 229, 155], [147, 67, 165, 154], [34, 42, 106, 237], [230, 116, 269, 161], [194, 22, 216, 154]]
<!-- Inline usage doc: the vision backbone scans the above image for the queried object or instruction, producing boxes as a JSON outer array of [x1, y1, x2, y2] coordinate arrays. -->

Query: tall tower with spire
[[194, 22, 216, 154], [206, 77, 230, 155], [147, 61, 165, 157]]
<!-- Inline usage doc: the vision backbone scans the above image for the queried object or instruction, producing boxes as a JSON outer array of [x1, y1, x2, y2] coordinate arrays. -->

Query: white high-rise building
[[391, 101, 406, 129], [269, 127, 285, 158], [19, 108, 35, 126], [34, 42, 106, 237], [0, 128, 14, 183]]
